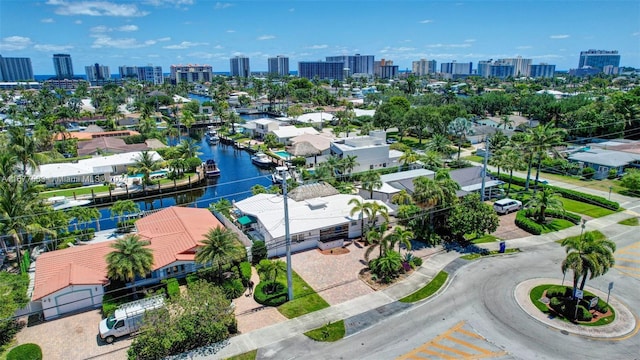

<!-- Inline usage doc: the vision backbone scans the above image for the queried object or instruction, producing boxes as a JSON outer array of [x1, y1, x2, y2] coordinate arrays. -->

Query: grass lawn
[[618, 217, 639, 226], [304, 320, 346, 342], [399, 271, 448, 303], [276, 271, 329, 319], [39, 185, 110, 198], [460, 248, 520, 260], [555, 230, 605, 244], [462, 155, 484, 163], [467, 234, 499, 244], [224, 349, 257, 360], [528, 284, 615, 326], [540, 219, 575, 233], [559, 197, 617, 218]]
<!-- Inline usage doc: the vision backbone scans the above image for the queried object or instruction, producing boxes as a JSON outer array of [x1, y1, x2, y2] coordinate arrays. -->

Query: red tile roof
[[32, 207, 223, 300]]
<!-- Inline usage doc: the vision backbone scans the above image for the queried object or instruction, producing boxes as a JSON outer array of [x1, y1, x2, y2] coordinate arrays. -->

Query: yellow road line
[[417, 348, 454, 359], [446, 335, 493, 354], [456, 328, 484, 340], [615, 257, 640, 264], [614, 264, 640, 271], [431, 343, 475, 357]]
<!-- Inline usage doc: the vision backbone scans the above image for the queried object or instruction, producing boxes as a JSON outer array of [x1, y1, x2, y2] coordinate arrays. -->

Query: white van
[[493, 198, 522, 214], [99, 295, 164, 344]]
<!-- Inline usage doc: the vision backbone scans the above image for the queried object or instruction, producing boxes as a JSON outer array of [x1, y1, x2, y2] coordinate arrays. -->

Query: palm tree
[[341, 155, 359, 179], [364, 222, 390, 261], [391, 189, 413, 205], [133, 151, 162, 186], [427, 133, 453, 158], [106, 234, 154, 296], [448, 117, 474, 161], [209, 198, 232, 218], [526, 188, 564, 223], [388, 227, 413, 253], [419, 151, 443, 171], [7, 126, 45, 185], [178, 138, 202, 159], [524, 124, 566, 192], [499, 115, 514, 130], [399, 149, 418, 170], [349, 198, 373, 241], [110, 200, 140, 230], [256, 259, 287, 294], [561, 232, 616, 296], [499, 146, 525, 197], [195, 227, 244, 280], [367, 202, 389, 230], [360, 170, 382, 199]]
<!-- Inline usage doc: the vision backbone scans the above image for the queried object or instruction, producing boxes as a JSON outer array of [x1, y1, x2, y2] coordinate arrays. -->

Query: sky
[[0, 0, 639, 75]]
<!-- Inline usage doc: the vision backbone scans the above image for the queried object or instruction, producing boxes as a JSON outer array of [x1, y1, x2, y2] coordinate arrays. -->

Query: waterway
[[92, 129, 273, 230]]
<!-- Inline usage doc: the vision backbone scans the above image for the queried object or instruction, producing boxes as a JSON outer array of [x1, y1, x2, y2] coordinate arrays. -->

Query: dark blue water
[[92, 135, 273, 230]]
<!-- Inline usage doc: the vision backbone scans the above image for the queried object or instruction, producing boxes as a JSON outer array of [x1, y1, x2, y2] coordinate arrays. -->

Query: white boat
[[251, 152, 273, 168], [46, 196, 92, 211], [208, 134, 220, 145], [271, 166, 292, 184], [203, 159, 221, 178]]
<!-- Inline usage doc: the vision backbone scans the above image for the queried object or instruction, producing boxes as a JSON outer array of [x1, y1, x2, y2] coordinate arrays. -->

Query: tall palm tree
[[7, 126, 45, 185], [524, 124, 566, 192], [256, 259, 287, 294], [360, 170, 382, 199], [561, 232, 616, 296], [106, 235, 154, 296], [133, 151, 162, 186], [388, 227, 413, 253], [209, 198, 232, 218], [499, 145, 525, 197], [195, 227, 244, 279], [367, 202, 389, 230], [448, 117, 474, 161], [364, 222, 390, 261], [178, 138, 202, 159], [110, 200, 140, 229], [419, 151, 444, 171], [349, 198, 373, 241], [399, 149, 418, 170], [391, 189, 413, 205], [526, 188, 564, 223], [341, 155, 359, 179]]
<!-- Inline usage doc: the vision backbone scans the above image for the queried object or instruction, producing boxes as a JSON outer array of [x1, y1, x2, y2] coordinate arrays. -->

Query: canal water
[[92, 116, 274, 230]]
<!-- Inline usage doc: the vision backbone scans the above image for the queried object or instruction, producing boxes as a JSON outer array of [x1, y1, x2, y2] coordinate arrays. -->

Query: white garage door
[[56, 289, 94, 315]]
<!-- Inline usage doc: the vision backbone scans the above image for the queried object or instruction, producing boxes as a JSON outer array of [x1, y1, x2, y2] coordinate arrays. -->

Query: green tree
[[110, 200, 140, 230], [251, 184, 268, 195], [341, 155, 359, 179], [524, 124, 566, 192], [0, 272, 29, 350], [620, 169, 640, 194], [448, 117, 474, 161], [177, 138, 202, 159], [106, 234, 154, 296], [526, 188, 564, 223], [427, 133, 453, 158], [210, 198, 232, 218], [195, 227, 244, 280], [369, 250, 402, 282], [360, 170, 382, 199], [399, 149, 418, 170], [68, 206, 102, 235], [561, 232, 616, 295], [446, 193, 499, 239], [133, 150, 162, 185], [499, 115, 514, 129], [388, 226, 413, 254], [349, 198, 373, 241], [256, 259, 287, 293], [391, 189, 413, 205]]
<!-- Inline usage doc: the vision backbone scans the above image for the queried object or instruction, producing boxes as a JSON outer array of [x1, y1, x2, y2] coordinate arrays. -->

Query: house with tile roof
[[32, 207, 225, 320]]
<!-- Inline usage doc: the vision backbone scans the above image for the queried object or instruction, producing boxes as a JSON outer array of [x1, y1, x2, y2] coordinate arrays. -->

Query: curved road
[[258, 239, 640, 359]]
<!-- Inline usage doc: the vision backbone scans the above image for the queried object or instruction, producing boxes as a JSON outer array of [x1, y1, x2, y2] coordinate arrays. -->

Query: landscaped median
[[399, 271, 448, 303]]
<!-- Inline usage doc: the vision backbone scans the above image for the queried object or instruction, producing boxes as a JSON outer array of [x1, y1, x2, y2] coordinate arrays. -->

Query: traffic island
[[514, 278, 637, 338]]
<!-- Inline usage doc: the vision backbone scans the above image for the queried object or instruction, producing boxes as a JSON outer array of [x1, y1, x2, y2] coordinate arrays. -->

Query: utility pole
[[480, 137, 489, 201], [279, 166, 294, 301]]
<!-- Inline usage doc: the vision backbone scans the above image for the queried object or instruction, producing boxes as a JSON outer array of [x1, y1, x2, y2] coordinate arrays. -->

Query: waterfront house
[[233, 182, 393, 257], [31, 207, 225, 320], [330, 130, 399, 173], [272, 126, 319, 145]]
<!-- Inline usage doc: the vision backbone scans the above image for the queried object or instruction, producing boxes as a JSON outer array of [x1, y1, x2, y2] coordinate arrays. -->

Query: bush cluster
[[101, 294, 129, 318], [222, 279, 244, 299], [253, 281, 288, 306], [251, 241, 267, 265], [7, 343, 42, 360], [515, 210, 543, 235], [546, 286, 570, 298], [239, 261, 252, 286], [162, 278, 180, 299]]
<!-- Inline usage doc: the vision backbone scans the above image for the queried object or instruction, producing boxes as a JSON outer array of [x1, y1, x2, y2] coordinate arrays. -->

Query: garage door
[[56, 289, 94, 316]]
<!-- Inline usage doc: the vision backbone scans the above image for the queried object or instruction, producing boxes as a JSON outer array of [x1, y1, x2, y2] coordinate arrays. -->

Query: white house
[[362, 169, 436, 201], [294, 112, 335, 127], [330, 131, 396, 173], [272, 126, 319, 145], [30, 151, 164, 187], [253, 118, 281, 139], [234, 183, 393, 257]]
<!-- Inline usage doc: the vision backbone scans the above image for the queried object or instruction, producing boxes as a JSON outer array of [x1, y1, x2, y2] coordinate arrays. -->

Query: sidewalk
[[210, 199, 640, 359]]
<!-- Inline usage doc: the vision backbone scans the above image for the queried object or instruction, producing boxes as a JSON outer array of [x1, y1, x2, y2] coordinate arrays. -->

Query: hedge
[[253, 281, 288, 307], [239, 262, 252, 286], [162, 278, 180, 299], [515, 210, 543, 235], [543, 209, 582, 224], [7, 343, 42, 360], [493, 173, 619, 210]]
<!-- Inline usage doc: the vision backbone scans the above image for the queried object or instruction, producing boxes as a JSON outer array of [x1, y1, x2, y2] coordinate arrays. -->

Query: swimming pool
[[274, 150, 292, 159], [130, 170, 169, 179]]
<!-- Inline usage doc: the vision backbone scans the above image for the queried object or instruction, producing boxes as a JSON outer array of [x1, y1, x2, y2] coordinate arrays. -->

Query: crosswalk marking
[[615, 241, 640, 279], [397, 321, 507, 360]]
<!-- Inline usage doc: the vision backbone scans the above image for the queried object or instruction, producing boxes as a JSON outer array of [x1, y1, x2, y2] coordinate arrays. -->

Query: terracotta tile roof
[[32, 207, 223, 300]]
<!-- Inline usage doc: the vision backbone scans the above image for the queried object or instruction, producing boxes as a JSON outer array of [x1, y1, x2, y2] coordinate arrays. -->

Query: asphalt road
[[257, 235, 640, 360]]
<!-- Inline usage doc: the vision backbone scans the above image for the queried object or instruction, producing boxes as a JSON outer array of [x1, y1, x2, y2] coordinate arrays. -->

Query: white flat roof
[[235, 193, 392, 239], [272, 126, 319, 138], [380, 169, 435, 183], [32, 151, 163, 179]]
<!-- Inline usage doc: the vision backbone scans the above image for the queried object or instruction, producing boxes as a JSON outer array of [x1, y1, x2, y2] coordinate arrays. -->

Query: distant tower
[[230, 56, 250, 77], [0, 55, 34, 81], [268, 55, 289, 76], [53, 54, 74, 79], [578, 49, 621, 70]]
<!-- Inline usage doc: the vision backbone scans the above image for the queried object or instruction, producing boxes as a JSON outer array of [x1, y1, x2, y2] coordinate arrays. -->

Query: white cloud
[[163, 41, 208, 49], [226, 29, 235, 33], [41, 18, 55, 23], [516, 45, 532, 49], [0, 36, 33, 51], [257, 35, 275, 41], [419, 19, 433, 24], [74, 20, 82, 24], [144, 0, 193, 6], [118, 25, 138, 32], [213, 45, 223, 49], [426, 43, 472, 48], [215, 2, 232, 9], [46, 0, 148, 17], [91, 35, 157, 49], [464, 39, 476, 43], [550, 34, 570, 39], [157, 37, 171, 42], [308, 44, 328, 49], [632, 32, 640, 36], [90, 25, 109, 33], [34, 43, 74, 52]]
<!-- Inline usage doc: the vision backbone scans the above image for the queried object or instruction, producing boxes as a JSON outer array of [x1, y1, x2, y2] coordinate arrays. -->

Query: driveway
[[14, 310, 130, 360], [492, 211, 530, 240]]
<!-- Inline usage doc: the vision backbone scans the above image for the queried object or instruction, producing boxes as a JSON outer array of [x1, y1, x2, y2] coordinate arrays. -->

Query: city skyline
[[0, 0, 638, 75]]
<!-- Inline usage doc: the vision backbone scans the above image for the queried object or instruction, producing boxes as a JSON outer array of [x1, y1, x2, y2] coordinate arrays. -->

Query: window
[[292, 233, 305, 243], [115, 320, 124, 329]]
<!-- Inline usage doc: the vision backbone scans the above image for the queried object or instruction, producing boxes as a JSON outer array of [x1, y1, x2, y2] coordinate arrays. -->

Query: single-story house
[[30, 151, 163, 187], [449, 166, 504, 198], [288, 134, 333, 157], [54, 130, 141, 141], [272, 126, 319, 145], [234, 182, 393, 257], [31, 206, 224, 320], [568, 148, 640, 179], [362, 169, 436, 201], [294, 112, 335, 127], [76, 137, 150, 156]]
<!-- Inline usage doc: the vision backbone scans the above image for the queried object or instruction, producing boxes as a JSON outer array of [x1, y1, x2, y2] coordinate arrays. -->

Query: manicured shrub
[[7, 343, 42, 360], [544, 208, 581, 224], [515, 210, 543, 235], [185, 273, 199, 287], [545, 286, 568, 298], [410, 257, 423, 267], [162, 278, 180, 299], [251, 241, 267, 265], [582, 167, 595, 179], [222, 279, 244, 299], [608, 169, 618, 179], [239, 261, 252, 286], [577, 305, 593, 321], [549, 297, 565, 313], [253, 281, 288, 306]]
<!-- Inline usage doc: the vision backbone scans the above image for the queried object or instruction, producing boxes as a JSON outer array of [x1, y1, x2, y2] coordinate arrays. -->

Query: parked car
[[99, 295, 164, 344], [493, 198, 522, 215]]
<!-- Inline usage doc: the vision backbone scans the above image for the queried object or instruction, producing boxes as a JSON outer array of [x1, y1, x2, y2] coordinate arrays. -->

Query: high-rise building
[[118, 65, 164, 85], [325, 54, 374, 76], [578, 50, 620, 70], [230, 56, 250, 77], [374, 59, 398, 79], [53, 54, 74, 79], [440, 61, 473, 76], [84, 63, 110, 82], [529, 64, 556, 78], [0, 55, 33, 81], [477, 60, 514, 79], [268, 55, 289, 76], [499, 57, 532, 77], [298, 61, 345, 81], [412, 59, 437, 76], [170, 64, 213, 83]]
